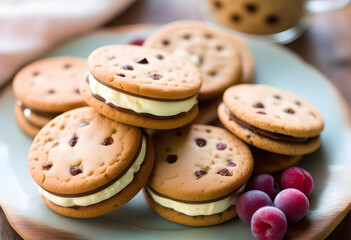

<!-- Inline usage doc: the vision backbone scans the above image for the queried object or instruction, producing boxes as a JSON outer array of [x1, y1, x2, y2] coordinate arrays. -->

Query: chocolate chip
[[266, 14, 279, 25], [253, 102, 264, 108], [102, 137, 114, 146], [256, 111, 266, 115], [162, 39, 170, 46], [205, 33, 213, 39], [213, 0, 222, 9], [284, 108, 295, 114], [133, 57, 149, 64], [218, 169, 232, 176], [75, 89, 80, 94], [166, 154, 178, 164], [227, 161, 236, 167], [295, 101, 302, 106], [195, 170, 207, 179], [231, 14, 242, 23], [245, 3, 258, 13], [217, 143, 227, 150], [121, 65, 134, 70], [70, 166, 82, 176], [149, 73, 162, 80], [32, 71, 40, 76], [273, 95, 281, 99], [156, 54, 164, 60], [48, 89, 55, 94], [208, 70, 217, 76], [107, 56, 115, 60], [43, 164, 52, 171], [117, 73, 125, 77], [63, 63, 72, 69], [195, 138, 207, 147], [216, 45, 223, 51], [69, 136, 79, 147], [182, 34, 191, 39]]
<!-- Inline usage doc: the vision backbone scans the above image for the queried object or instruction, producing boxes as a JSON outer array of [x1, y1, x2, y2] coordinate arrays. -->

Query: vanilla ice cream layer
[[147, 185, 245, 216], [39, 135, 147, 207], [88, 73, 197, 117]]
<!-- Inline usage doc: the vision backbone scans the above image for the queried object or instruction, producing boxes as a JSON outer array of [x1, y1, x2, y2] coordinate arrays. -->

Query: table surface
[[1, 0, 351, 239]]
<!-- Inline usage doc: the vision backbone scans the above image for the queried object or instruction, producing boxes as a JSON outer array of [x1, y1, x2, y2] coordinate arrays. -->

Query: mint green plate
[[1, 26, 350, 240]]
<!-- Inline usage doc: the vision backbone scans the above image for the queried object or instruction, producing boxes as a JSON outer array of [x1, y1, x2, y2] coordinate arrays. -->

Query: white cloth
[[0, 0, 136, 87]]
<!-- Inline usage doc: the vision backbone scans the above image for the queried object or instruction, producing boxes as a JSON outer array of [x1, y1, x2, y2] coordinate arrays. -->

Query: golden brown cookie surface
[[84, 45, 201, 129], [149, 124, 253, 201], [13, 56, 87, 112], [12, 56, 87, 137], [218, 84, 324, 155], [207, 0, 304, 35], [28, 107, 154, 218], [144, 124, 252, 226], [144, 21, 255, 100], [88, 45, 201, 100]]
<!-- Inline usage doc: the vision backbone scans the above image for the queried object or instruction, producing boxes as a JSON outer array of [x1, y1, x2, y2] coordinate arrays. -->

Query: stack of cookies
[[218, 84, 324, 174], [26, 44, 203, 218], [144, 124, 253, 226], [13, 57, 87, 137], [18, 21, 323, 227], [144, 21, 255, 125]]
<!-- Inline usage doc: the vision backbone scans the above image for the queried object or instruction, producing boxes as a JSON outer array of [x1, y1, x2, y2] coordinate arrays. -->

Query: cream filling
[[39, 135, 147, 207], [147, 184, 245, 216], [88, 73, 197, 117]]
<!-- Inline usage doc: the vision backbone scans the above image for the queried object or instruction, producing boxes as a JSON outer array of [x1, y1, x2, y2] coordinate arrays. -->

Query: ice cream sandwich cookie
[[144, 21, 255, 100], [28, 107, 154, 218], [80, 45, 202, 129], [13, 57, 87, 137], [218, 84, 324, 155], [144, 124, 253, 226], [250, 146, 302, 174]]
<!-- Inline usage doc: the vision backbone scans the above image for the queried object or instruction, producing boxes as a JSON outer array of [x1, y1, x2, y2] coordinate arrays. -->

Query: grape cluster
[[236, 167, 314, 240]]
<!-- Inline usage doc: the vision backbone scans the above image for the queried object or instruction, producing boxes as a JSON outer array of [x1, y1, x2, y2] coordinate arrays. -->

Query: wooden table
[[1, 0, 351, 239]]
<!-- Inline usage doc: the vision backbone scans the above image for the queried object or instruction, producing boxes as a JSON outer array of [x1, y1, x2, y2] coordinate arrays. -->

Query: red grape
[[251, 206, 287, 240], [236, 190, 273, 224], [280, 167, 314, 196], [274, 188, 309, 222], [247, 173, 280, 200]]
